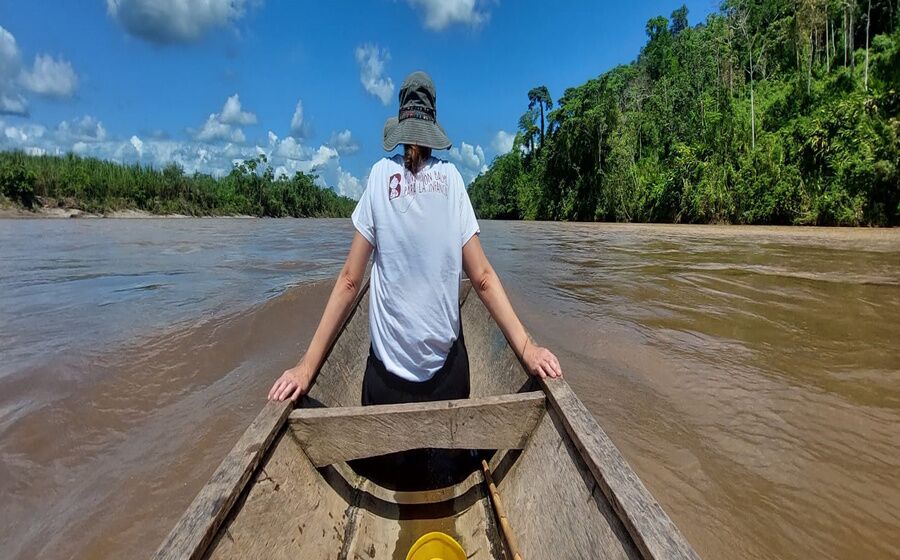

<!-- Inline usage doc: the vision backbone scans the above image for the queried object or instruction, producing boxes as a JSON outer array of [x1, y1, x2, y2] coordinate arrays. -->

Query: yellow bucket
[[405, 532, 467, 560]]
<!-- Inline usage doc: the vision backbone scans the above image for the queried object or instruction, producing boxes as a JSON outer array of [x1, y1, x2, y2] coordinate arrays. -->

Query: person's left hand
[[268, 360, 313, 402], [523, 343, 563, 379]]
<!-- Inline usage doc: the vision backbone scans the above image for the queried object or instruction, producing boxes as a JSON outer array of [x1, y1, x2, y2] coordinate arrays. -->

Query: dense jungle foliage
[[0, 151, 355, 217], [469, 0, 900, 225]]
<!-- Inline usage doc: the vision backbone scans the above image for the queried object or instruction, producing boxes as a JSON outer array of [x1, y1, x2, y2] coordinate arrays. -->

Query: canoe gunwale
[[153, 278, 701, 560], [152, 280, 372, 560], [540, 378, 700, 560], [152, 399, 292, 560]]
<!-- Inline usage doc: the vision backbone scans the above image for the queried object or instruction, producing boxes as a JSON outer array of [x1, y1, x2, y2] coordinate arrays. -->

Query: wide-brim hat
[[383, 71, 451, 151]]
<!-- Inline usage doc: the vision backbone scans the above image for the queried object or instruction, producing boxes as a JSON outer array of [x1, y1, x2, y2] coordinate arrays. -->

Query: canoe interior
[[193, 282, 645, 560]]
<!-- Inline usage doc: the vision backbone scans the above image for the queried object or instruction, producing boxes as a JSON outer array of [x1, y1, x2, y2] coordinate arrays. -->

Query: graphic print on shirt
[[388, 173, 402, 200], [388, 169, 449, 204]]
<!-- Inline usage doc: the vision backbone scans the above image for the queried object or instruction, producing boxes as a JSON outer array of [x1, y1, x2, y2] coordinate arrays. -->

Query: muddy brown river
[[0, 219, 897, 559]]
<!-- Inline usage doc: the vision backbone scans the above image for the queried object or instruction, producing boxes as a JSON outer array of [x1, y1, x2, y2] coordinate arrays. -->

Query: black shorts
[[361, 329, 471, 406]]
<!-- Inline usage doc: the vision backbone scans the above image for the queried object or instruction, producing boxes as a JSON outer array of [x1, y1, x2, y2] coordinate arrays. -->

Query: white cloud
[[448, 141, 488, 184], [336, 167, 364, 199], [20, 54, 79, 97], [0, 93, 27, 116], [328, 129, 359, 155], [355, 44, 394, 105], [406, 0, 489, 31], [273, 135, 306, 160], [57, 116, 107, 143], [0, 26, 79, 113], [289, 98, 311, 138], [130, 135, 144, 157], [2, 122, 44, 141], [195, 115, 245, 142], [192, 94, 254, 143], [0, 26, 28, 115], [219, 94, 256, 125], [106, 0, 253, 44], [491, 130, 515, 156], [0, 26, 21, 82], [309, 145, 339, 169]]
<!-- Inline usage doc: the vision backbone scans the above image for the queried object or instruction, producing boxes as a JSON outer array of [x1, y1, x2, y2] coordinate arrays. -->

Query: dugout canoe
[[154, 280, 700, 560]]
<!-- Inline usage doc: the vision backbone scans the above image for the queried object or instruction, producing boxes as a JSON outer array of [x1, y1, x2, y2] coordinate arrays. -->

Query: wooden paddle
[[481, 459, 524, 560]]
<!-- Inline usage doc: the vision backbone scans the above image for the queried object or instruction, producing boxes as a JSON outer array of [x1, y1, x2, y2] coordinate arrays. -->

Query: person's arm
[[462, 235, 562, 379], [269, 232, 374, 402]]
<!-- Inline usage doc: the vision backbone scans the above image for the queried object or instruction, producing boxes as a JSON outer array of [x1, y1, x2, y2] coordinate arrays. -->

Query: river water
[[0, 219, 897, 559]]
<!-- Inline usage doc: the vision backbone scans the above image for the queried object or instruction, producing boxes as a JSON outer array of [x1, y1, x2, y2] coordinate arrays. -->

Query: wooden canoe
[[154, 281, 700, 560]]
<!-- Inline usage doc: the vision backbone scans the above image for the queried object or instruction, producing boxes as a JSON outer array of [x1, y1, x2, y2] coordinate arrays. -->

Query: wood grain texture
[[305, 280, 371, 408], [493, 410, 642, 560], [288, 392, 546, 466], [153, 400, 292, 560], [541, 378, 700, 560], [461, 290, 532, 398], [341, 473, 503, 560], [204, 428, 356, 559]]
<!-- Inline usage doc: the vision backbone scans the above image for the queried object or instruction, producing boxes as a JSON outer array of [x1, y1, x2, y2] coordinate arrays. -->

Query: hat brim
[[383, 116, 451, 151]]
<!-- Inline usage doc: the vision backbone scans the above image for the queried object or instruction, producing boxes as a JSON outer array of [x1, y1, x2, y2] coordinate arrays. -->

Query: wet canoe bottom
[[203, 395, 641, 560]]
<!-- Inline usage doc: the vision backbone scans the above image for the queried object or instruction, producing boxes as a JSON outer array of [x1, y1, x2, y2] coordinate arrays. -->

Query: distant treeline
[[0, 151, 355, 218], [469, 0, 899, 225]]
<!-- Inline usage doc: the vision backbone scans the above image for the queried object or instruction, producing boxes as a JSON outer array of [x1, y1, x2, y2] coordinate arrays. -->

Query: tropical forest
[[468, 0, 900, 225]]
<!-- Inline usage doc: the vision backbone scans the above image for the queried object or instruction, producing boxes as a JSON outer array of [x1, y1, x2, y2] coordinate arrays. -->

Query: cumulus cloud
[[57, 116, 107, 143], [219, 94, 256, 125], [328, 129, 359, 155], [406, 0, 489, 31], [20, 55, 79, 97], [336, 166, 364, 199], [4, 122, 46, 145], [0, 93, 27, 116], [448, 141, 488, 184], [192, 94, 255, 143], [288, 98, 311, 138], [0, 26, 21, 82], [0, 26, 79, 114], [355, 44, 394, 105], [130, 135, 144, 157], [106, 0, 254, 44], [195, 115, 245, 143], [491, 130, 515, 156]]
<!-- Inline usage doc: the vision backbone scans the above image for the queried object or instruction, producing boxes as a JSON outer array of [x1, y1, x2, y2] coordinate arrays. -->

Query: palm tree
[[527, 86, 553, 148]]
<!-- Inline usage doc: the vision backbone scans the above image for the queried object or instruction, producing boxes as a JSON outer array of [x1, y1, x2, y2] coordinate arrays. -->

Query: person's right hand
[[268, 361, 312, 402]]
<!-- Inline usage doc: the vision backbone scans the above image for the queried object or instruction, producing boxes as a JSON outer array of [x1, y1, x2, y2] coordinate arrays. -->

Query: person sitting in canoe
[[268, 71, 562, 406]]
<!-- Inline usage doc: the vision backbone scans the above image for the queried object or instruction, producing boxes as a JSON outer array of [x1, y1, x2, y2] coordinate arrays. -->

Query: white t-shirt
[[351, 154, 480, 382]]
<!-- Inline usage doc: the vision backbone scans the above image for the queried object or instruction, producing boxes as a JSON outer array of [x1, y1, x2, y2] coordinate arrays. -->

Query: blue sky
[[0, 0, 718, 198]]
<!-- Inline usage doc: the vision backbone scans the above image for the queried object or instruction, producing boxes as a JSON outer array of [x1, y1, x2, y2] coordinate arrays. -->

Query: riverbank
[[0, 203, 255, 219], [0, 151, 356, 219]]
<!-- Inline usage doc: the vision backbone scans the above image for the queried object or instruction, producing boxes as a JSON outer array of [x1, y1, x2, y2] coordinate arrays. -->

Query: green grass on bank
[[0, 151, 356, 218]]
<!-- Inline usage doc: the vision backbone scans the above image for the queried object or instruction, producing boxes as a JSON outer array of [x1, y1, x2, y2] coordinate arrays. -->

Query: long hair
[[403, 144, 432, 174]]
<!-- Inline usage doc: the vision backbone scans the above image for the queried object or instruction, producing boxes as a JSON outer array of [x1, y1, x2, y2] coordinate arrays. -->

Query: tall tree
[[670, 4, 689, 35], [864, 0, 872, 90], [527, 86, 553, 148], [730, 2, 765, 149], [517, 109, 539, 153]]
